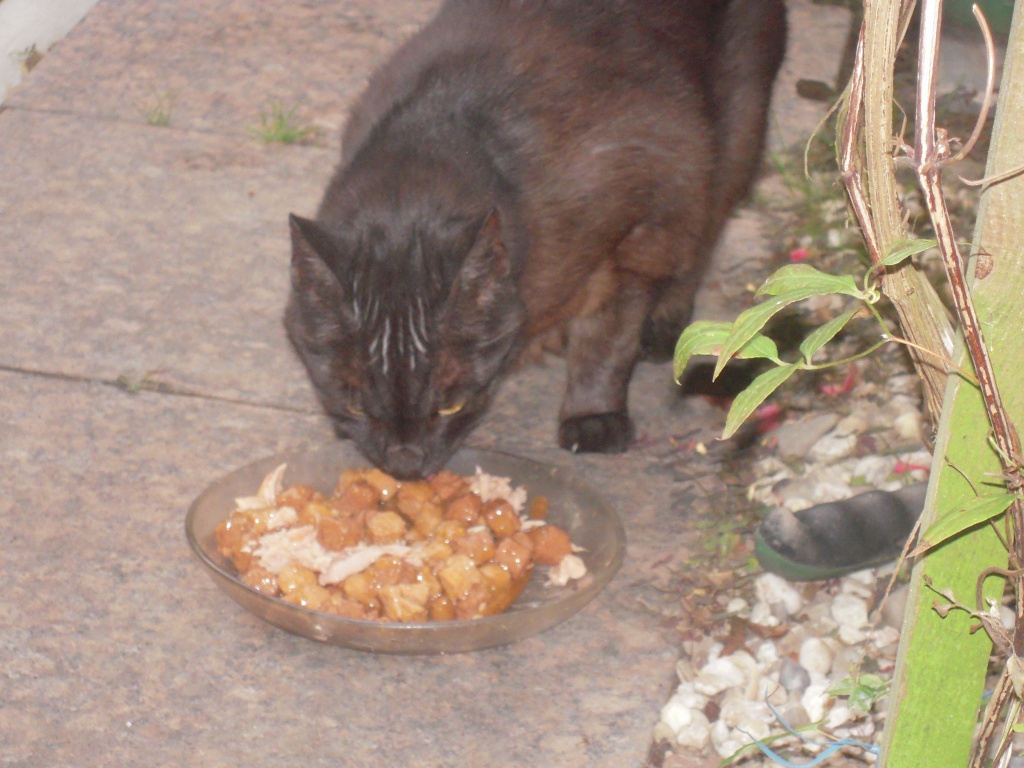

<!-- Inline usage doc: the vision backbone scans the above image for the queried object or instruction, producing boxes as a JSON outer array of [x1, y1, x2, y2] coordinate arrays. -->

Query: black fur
[[285, 0, 787, 477]]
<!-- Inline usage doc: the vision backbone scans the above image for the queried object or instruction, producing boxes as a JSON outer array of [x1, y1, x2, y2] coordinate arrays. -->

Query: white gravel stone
[[749, 601, 781, 627], [851, 455, 896, 487], [846, 568, 878, 587], [712, 735, 738, 759], [887, 374, 920, 395], [831, 593, 869, 630], [726, 596, 749, 614], [709, 718, 730, 745], [704, 641, 725, 664], [893, 410, 923, 440], [782, 495, 813, 513], [1002, 605, 1016, 631], [826, 227, 845, 249], [710, 720, 745, 759], [841, 569, 877, 599], [835, 414, 868, 436], [729, 651, 760, 685], [808, 430, 858, 462], [719, 694, 770, 728], [674, 710, 712, 750], [810, 479, 854, 504], [801, 601, 838, 631], [755, 573, 804, 616], [889, 394, 922, 415], [802, 682, 833, 722], [747, 460, 796, 506], [838, 717, 877, 741], [694, 656, 746, 696], [756, 640, 780, 666], [869, 625, 901, 650], [669, 681, 708, 710], [772, 413, 840, 458], [826, 704, 854, 728], [660, 695, 695, 734], [799, 637, 834, 677], [736, 715, 771, 744], [838, 624, 869, 645]]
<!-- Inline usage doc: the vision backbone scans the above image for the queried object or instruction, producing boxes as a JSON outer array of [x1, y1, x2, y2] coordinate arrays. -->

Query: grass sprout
[[247, 101, 318, 144], [138, 89, 176, 127]]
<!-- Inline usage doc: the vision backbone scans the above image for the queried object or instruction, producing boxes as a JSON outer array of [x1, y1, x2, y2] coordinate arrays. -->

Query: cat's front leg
[[559, 411, 635, 454], [558, 275, 651, 454]]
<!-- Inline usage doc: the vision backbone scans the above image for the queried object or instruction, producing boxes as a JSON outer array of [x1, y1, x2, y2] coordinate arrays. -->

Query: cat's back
[[340, 0, 730, 161]]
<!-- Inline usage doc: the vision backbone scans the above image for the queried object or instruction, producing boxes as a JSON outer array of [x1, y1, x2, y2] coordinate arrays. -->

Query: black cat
[[285, 0, 787, 478]]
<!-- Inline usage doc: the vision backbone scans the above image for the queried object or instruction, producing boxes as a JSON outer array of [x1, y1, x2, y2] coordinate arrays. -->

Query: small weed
[[247, 101, 318, 144], [829, 672, 891, 714], [138, 89, 176, 127], [15, 45, 45, 74], [690, 512, 761, 574], [112, 370, 172, 395]]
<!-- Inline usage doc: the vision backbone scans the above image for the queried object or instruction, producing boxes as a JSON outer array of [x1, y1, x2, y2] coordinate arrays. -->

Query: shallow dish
[[186, 443, 625, 653]]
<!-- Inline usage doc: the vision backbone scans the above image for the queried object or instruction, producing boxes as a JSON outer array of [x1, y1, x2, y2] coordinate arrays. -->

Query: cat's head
[[284, 210, 525, 478]]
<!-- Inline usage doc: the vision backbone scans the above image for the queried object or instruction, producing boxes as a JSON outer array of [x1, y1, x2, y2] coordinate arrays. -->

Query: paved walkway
[[0, 1, 849, 765]]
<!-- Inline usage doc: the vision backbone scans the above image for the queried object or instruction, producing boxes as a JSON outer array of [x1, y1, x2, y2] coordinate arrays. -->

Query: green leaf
[[673, 321, 781, 379], [866, 238, 939, 287], [917, 492, 1017, 554], [714, 289, 822, 379], [755, 264, 861, 299], [721, 363, 798, 440], [829, 674, 891, 714], [879, 238, 938, 268], [799, 307, 861, 363]]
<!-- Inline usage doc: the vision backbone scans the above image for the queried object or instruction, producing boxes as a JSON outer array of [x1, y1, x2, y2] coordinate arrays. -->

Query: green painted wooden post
[[880, 3, 1024, 764]]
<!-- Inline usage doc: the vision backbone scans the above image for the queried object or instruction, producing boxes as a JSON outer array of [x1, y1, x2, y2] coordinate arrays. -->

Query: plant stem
[[913, 0, 1024, 615], [838, 0, 955, 427]]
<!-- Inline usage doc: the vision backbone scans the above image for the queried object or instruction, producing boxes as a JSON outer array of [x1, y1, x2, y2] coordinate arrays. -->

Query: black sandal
[[755, 484, 926, 581]]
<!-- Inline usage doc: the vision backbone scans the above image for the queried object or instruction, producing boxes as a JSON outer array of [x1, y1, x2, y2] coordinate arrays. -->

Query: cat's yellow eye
[[346, 404, 364, 416], [438, 401, 465, 416]]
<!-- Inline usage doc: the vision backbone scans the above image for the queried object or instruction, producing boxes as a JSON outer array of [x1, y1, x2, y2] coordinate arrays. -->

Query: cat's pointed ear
[[448, 209, 512, 307], [287, 214, 356, 328], [289, 214, 350, 288], [444, 209, 525, 366]]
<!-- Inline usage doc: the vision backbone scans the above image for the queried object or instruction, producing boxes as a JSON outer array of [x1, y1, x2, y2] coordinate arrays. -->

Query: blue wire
[[735, 696, 880, 766]]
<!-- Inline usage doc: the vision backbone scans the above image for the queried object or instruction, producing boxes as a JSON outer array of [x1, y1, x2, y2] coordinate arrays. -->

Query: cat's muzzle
[[383, 444, 429, 480]]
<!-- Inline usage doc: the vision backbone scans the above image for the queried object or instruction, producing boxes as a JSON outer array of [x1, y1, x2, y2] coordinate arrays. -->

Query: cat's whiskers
[[408, 298, 428, 357], [371, 310, 426, 375], [380, 317, 392, 374]]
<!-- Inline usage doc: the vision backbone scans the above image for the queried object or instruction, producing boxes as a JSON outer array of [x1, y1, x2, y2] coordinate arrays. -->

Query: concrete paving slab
[[770, 0, 854, 151], [4, 0, 438, 140], [0, 107, 328, 409], [0, 369, 697, 768]]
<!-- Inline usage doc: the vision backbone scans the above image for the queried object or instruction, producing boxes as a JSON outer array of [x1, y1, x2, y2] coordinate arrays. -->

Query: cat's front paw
[[558, 412, 635, 454]]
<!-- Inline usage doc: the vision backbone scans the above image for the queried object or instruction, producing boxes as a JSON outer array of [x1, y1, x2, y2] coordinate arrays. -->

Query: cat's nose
[[385, 444, 427, 479]]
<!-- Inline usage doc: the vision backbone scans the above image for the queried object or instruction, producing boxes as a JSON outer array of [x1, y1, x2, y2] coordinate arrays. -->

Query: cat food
[[214, 464, 587, 622]]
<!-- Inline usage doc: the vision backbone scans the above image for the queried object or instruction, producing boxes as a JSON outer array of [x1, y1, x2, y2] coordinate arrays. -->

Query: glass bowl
[[185, 443, 626, 653]]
